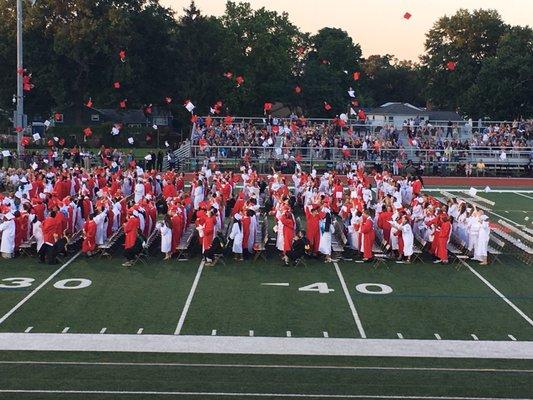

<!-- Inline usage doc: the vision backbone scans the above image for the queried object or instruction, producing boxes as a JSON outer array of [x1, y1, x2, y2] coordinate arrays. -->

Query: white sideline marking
[[471, 334, 479, 341], [261, 283, 289, 287], [323, 332, 329, 338], [211, 330, 217, 336], [0, 390, 528, 399], [397, 333, 404, 339], [434, 334, 441, 340], [286, 331, 291, 337], [249, 330, 254, 337], [3, 360, 533, 373], [137, 329, 143, 335], [61, 327, 69, 334], [174, 260, 205, 335], [333, 262, 366, 339], [0, 252, 81, 325], [515, 192, 533, 200], [1, 334, 533, 359], [99, 328, 107, 334], [24, 327, 32, 333], [424, 188, 533, 194], [508, 335, 517, 341], [459, 258, 533, 328]]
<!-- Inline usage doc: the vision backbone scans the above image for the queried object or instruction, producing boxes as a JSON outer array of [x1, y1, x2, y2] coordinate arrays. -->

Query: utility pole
[[15, 0, 25, 157]]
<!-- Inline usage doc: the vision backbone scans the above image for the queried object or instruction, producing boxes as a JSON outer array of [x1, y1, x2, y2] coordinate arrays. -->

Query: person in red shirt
[[82, 214, 97, 256]]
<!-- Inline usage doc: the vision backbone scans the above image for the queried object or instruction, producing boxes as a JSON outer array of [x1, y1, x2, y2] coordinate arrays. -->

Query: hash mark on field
[[508, 335, 517, 341], [471, 334, 479, 341], [286, 331, 291, 337], [434, 333, 441, 340], [505, 211, 509, 213], [61, 327, 70, 334], [137, 329, 143, 335], [211, 330, 217, 336], [100, 328, 107, 334], [249, 330, 254, 337], [24, 327, 33, 333], [323, 332, 329, 338], [397, 333, 404, 339]]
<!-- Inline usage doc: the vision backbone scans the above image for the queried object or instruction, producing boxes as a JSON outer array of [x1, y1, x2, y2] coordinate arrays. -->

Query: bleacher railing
[[185, 144, 532, 176]]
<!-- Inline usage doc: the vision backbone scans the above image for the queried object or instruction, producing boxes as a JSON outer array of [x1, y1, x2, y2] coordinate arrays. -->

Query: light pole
[[15, 0, 25, 157]]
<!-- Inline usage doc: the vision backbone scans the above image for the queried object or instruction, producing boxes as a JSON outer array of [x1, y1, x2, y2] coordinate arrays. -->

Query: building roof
[[94, 109, 148, 125], [366, 102, 463, 121]]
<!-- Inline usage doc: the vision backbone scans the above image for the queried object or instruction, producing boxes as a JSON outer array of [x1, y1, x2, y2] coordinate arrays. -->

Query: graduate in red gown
[[305, 204, 323, 255], [360, 212, 375, 261], [279, 208, 295, 254], [434, 215, 451, 264], [82, 214, 97, 255], [377, 205, 393, 245]]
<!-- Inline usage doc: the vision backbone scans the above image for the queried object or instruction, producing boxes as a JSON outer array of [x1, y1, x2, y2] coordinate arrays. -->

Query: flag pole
[[15, 0, 24, 158]]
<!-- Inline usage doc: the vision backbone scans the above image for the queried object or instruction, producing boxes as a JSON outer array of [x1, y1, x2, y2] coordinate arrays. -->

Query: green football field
[[0, 190, 532, 399]]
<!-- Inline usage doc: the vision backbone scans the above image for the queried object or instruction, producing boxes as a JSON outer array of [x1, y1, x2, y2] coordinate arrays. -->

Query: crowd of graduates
[[0, 158, 492, 268]]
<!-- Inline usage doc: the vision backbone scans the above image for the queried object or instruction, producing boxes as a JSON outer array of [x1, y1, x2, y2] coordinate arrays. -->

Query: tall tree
[[300, 27, 362, 117], [462, 26, 533, 119], [421, 9, 508, 113], [220, 1, 303, 115], [361, 55, 424, 107]]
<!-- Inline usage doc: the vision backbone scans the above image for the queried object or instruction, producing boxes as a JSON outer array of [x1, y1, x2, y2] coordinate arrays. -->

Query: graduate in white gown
[[474, 214, 490, 265], [157, 216, 173, 260], [229, 213, 244, 261], [31, 215, 44, 252], [0, 213, 16, 258]]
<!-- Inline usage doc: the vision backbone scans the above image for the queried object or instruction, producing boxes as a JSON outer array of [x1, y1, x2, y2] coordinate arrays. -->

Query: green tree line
[[0, 0, 531, 126]]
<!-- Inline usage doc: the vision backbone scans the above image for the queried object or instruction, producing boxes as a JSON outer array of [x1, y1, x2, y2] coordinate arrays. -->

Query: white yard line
[[0, 390, 527, 399], [2, 360, 532, 373], [459, 258, 533, 328], [61, 327, 70, 334], [0, 252, 81, 325], [471, 334, 479, 341], [24, 327, 33, 333], [211, 330, 217, 336], [3, 333, 530, 359], [99, 328, 107, 334], [514, 192, 533, 200], [136, 328, 143, 335], [323, 332, 329, 338], [397, 333, 404, 339], [286, 331, 291, 337], [333, 262, 366, 339], [174, 260, 205, 335], [249, 330, 254, 337], [508, 335, 517, 341], [434, 334, 441, 340]]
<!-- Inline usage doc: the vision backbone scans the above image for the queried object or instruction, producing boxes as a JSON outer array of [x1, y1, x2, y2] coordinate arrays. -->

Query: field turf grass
[[0, 190, 531, 398]]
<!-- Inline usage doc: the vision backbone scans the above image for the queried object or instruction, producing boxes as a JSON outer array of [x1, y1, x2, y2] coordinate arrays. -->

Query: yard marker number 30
[[0, 277, 92, 290]]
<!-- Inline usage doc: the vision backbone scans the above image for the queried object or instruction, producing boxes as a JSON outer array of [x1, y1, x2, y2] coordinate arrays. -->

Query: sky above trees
[[161, 0, 533, 61]]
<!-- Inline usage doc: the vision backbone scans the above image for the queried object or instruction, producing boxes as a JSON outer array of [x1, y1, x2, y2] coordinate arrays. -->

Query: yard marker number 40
[[297, 282, 393, 295], [0, 277, 92, 290], [298, 282, 334, 294]]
